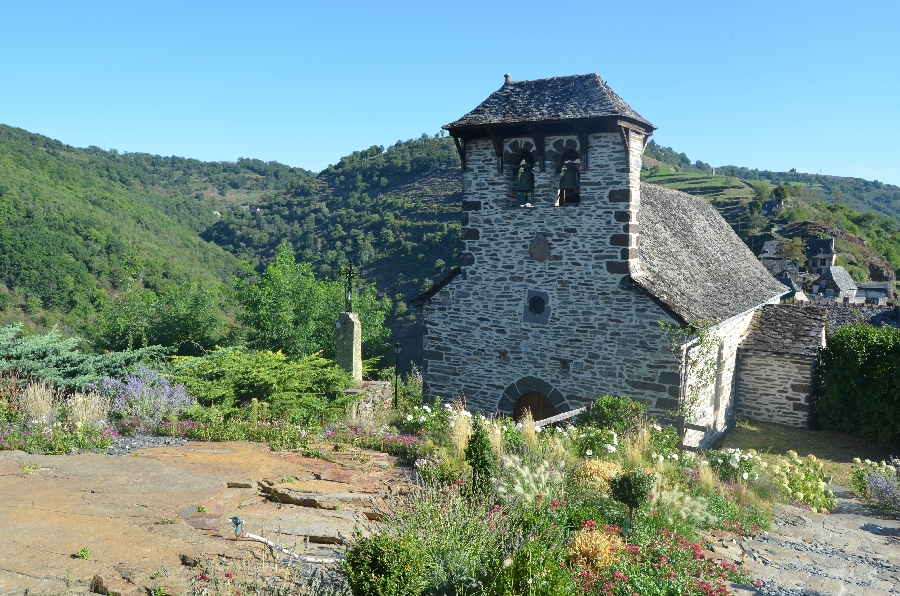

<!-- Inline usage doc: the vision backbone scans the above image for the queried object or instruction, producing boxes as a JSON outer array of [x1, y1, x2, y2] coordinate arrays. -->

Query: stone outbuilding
[[735, 305, 826, 428], [417, 73, 788, 447], [812, 266, 857, 299]]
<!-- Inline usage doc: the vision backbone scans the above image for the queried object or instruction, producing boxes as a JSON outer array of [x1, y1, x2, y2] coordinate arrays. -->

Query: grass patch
[[719, 420, 896, 486]]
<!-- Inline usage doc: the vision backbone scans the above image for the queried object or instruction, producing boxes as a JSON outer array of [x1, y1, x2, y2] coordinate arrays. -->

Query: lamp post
[[392, 342, 401, 409]]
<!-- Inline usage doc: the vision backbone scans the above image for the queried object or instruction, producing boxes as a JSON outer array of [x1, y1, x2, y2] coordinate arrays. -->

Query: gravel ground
[[103, 432, 190, 455]]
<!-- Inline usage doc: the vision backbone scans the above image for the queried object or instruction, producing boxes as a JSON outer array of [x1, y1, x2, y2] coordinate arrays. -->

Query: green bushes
[[342, 531, 428, 596], [576, 394, 644, 435], [816, 325, 900, 444], [170, 347, 353, 425]]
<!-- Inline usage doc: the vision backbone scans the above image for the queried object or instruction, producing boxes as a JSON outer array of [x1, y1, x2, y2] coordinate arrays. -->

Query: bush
[[816, 325, 900, 444], [705, 447, 760, 483], [769, 451, 836, 512], [343, 531, 427, 596], [851, 457, 900, 514], [93, 367, 194, 430], [610, 468, 653, 529], [465, 416, 497, 493], [170, 347, 353, 425], [576, 395, 644, 435]]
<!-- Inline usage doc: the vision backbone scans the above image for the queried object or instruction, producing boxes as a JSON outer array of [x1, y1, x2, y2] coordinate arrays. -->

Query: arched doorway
[[513, 391, 558, 422]]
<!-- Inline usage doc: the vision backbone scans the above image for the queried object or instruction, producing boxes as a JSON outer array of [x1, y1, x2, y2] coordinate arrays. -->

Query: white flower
[[658, 455, 664, 463], [853, 457, 861, 464], [516, 423, 522, 430], [418, 416, 426, 423], [652, 423, 662, 431], [406, 414, 413, 421], [670, 453, 679, 461], [605, 444, 616, 453], [423, 405, 431, 413], [495, 428, 501, 435], [463, 411, 472, 418], [585, 450, 593, 457], [742, 472, 749, 480], [535, 426, 542, 433], [754, 473, 758, 480]]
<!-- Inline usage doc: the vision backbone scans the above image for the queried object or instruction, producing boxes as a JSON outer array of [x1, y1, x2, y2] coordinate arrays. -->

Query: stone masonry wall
[[735, 351, 813, 428], [423, 131, 687, 417], [681, 311, 761, 448]]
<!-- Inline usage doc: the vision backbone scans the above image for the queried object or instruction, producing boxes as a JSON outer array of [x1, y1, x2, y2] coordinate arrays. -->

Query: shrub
[[584, 528, 753, 595], [705, 447, 760, 483], [769, 451, 836, 512], [94, 367, 194, 430], [610, 468, 653, 529], [572, 426, 619, 458], [465, 416, 497, 493], [576, 394, 644, 435], [343, 531, 427, 596], [170, 347, 353, 425], [851, 457, 900, 514], [817, 324, 900, 444]]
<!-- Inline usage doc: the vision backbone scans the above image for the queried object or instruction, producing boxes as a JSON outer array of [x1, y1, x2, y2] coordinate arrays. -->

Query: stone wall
[[681, 310, 761, 448], [734, 351, 813, 428], [423, 132, 688, 417]]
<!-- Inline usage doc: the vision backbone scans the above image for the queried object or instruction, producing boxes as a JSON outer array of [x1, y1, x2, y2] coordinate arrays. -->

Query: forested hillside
[[1, 122, 898, 370]]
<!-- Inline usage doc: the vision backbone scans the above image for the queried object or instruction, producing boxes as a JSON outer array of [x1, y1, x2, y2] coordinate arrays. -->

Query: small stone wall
[[344, 381, 393, 419], [735, 351, 813, 428]]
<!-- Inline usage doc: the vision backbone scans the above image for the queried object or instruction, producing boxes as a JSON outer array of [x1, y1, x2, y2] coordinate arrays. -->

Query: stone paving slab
[[703, 486, 900, 595], [0, 441, 412, 596]]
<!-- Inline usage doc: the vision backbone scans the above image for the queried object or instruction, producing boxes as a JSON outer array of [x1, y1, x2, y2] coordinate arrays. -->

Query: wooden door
[[513, 391, 557, 423]]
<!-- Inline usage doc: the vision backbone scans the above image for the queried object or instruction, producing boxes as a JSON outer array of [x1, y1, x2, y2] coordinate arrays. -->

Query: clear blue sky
[[1, 1, 897, 184]]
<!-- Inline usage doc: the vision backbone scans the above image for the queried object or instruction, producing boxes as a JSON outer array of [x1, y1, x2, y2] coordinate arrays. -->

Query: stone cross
[[335, 312, 363, 385]]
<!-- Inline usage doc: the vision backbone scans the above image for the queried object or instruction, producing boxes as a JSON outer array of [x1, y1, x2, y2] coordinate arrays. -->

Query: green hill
[[0, 123, 897, 369]]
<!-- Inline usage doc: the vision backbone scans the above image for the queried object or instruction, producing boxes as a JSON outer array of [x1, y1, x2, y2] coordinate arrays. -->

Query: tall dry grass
[[624, 424, 651, 468], [18, 381, 58, 422], [518, 410, 539, 453], [67, 391, 110, 427], [449, 400, 472, 456], [699, 462, 717, 491]]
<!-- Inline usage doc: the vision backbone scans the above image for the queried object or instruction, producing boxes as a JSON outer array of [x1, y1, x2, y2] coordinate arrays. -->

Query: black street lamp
[[393, 342, 401, 409]]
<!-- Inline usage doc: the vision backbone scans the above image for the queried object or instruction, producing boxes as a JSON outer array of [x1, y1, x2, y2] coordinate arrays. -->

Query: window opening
[[512, 152, 536, 207], [528, 295, 546, 315], [556, 149, 580, 206]]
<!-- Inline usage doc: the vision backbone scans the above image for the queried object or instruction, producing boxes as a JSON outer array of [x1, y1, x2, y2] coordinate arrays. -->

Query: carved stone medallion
[[529, 233, 551, 262]]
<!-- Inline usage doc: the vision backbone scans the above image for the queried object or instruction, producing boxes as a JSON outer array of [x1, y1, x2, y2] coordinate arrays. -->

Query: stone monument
[[335, 312, 363, 385]]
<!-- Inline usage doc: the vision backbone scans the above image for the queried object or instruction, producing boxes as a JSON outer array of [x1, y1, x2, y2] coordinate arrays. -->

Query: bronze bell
[[514, 167, 535, 193], [559, 164, 580, 191]]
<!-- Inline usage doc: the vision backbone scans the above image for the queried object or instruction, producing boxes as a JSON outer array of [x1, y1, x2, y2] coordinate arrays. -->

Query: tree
[[749, 181, 770, 215], [779, 237, 807, 266], [235, 242, 391, 360]]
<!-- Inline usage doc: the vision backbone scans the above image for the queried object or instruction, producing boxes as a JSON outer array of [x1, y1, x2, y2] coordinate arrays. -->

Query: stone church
[[415, 74, 788, 447]]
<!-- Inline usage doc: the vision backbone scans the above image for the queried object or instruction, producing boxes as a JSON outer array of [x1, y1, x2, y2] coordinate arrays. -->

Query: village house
[[416, 74, 789, 448], [805, 238, 837, 275]]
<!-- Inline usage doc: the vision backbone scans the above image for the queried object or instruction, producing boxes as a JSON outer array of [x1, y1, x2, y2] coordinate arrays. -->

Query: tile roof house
[[758, 240, 782, 260], [418, 74, 789, 447]]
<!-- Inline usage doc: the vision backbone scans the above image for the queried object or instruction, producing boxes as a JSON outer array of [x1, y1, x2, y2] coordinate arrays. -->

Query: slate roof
[[444, 74, 655, 131], [819, 266, 857, 291], [739, 304, 826, 358], [782, 302, 900, 333], [806, 237, 835, 258], [762, 259, 800, 281], [758, 240, 781, 260], [632, 184, 789, 324]]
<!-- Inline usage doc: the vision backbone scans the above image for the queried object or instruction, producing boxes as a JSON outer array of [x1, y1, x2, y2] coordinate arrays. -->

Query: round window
[[528, 295, 546, 315]]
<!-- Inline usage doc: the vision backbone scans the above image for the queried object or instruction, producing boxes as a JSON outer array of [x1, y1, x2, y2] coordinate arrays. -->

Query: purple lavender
[[864, 458, 900, 514], [91, 367, 195, 429]]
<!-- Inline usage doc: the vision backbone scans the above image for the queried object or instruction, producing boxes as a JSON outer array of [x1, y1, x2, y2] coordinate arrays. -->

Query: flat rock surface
[[706, 487, 900, 595], [0, 441, 413, 596]]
